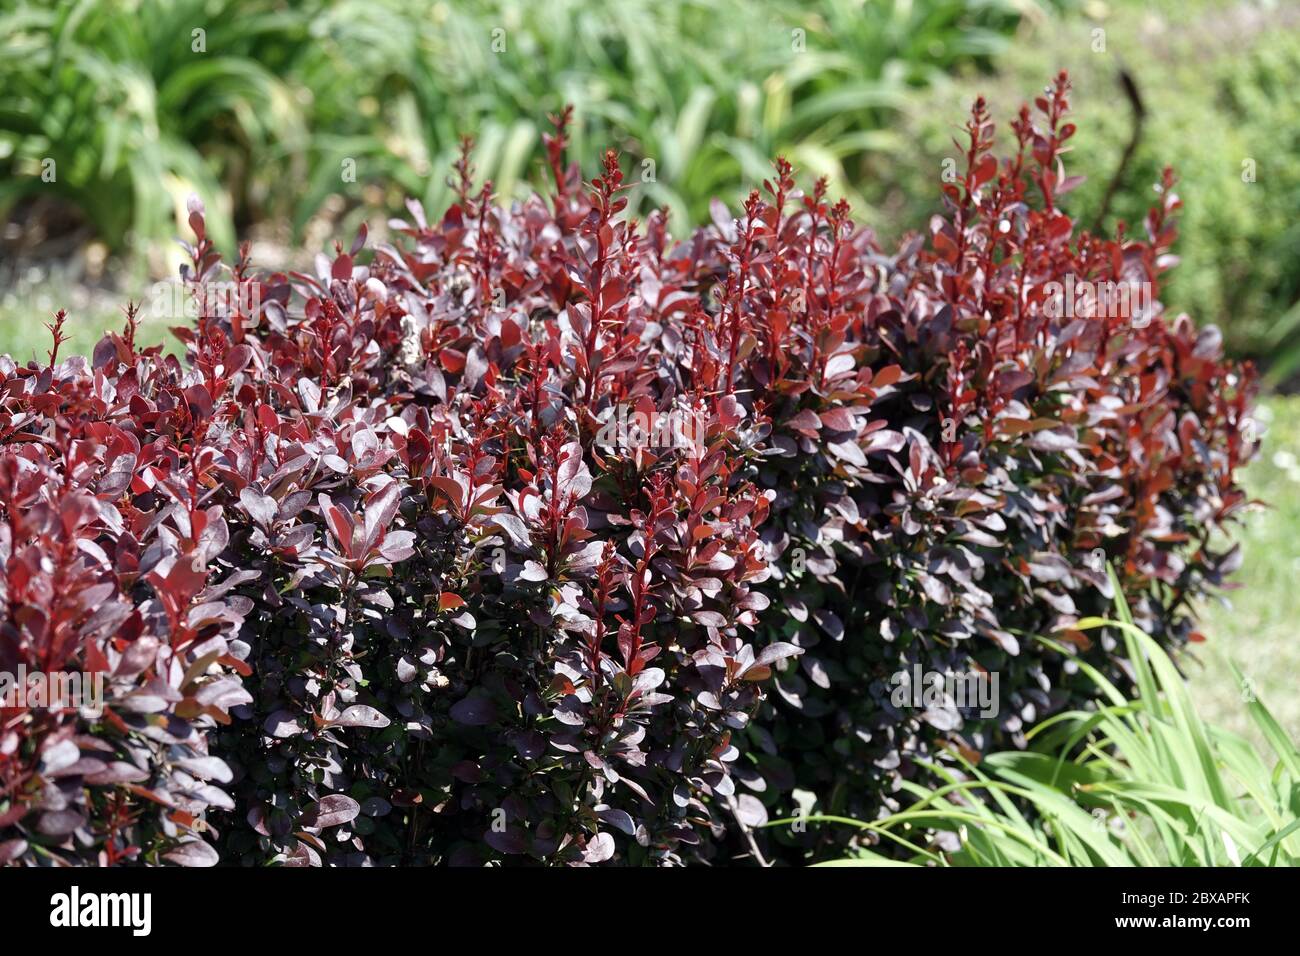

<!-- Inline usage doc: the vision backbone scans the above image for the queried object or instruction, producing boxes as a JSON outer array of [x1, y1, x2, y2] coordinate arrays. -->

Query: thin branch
[[1093, 66, 1146, 234], [726, 793, 771, 867]]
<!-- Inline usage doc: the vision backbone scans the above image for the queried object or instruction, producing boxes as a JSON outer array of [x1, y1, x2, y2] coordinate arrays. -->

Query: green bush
[[0, 0, 1045, 260], [0, 0, 309, 255]]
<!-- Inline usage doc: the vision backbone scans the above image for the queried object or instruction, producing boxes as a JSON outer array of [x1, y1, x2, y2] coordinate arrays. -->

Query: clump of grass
[[789, 570, 1300, 867]]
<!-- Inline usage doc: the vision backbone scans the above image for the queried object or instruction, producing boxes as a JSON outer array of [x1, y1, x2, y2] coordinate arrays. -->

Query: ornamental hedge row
[[0, 76, 1256, 866]]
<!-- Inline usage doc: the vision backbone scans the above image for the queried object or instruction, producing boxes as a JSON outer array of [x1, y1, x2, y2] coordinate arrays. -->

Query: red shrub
[[0, 75, 1255, 865], [0, 311, 250, 866]]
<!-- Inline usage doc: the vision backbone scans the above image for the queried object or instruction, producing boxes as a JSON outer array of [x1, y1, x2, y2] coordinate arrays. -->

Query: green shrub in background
[[885, 0, 1300, 374], [0, 0, 309, 256], [0, 0, 1048, 263]]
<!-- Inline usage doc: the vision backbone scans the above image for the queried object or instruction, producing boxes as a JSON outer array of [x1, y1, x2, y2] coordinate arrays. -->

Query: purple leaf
[[301, 794, 361, 829], [163, 840, 220, 867], [335, 705, 390, 728]]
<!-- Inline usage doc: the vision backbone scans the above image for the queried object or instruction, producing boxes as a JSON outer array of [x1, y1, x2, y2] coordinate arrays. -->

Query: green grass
[[0, 309, 173, 363], [0, 265, 172, 362], [1191, 394, 1300, 745], [796, 573, 1300, 867]]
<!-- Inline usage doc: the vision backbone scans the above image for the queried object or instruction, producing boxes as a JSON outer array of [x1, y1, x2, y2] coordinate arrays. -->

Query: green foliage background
[[887, 0, 1300, 376], [0, 0, 1033, 255]]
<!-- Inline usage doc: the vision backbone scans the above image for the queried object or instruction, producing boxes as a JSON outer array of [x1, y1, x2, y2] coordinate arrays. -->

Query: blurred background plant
[[887, 0, 1300, 380], [0, 0, 307, 262], [0, 0, 1040, 265]]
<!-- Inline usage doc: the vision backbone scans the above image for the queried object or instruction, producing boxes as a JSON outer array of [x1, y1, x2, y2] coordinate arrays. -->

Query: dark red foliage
[[0, 74, 1255, 865], [734, 75, 1257, 859], [0, 305, 251, 867]]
